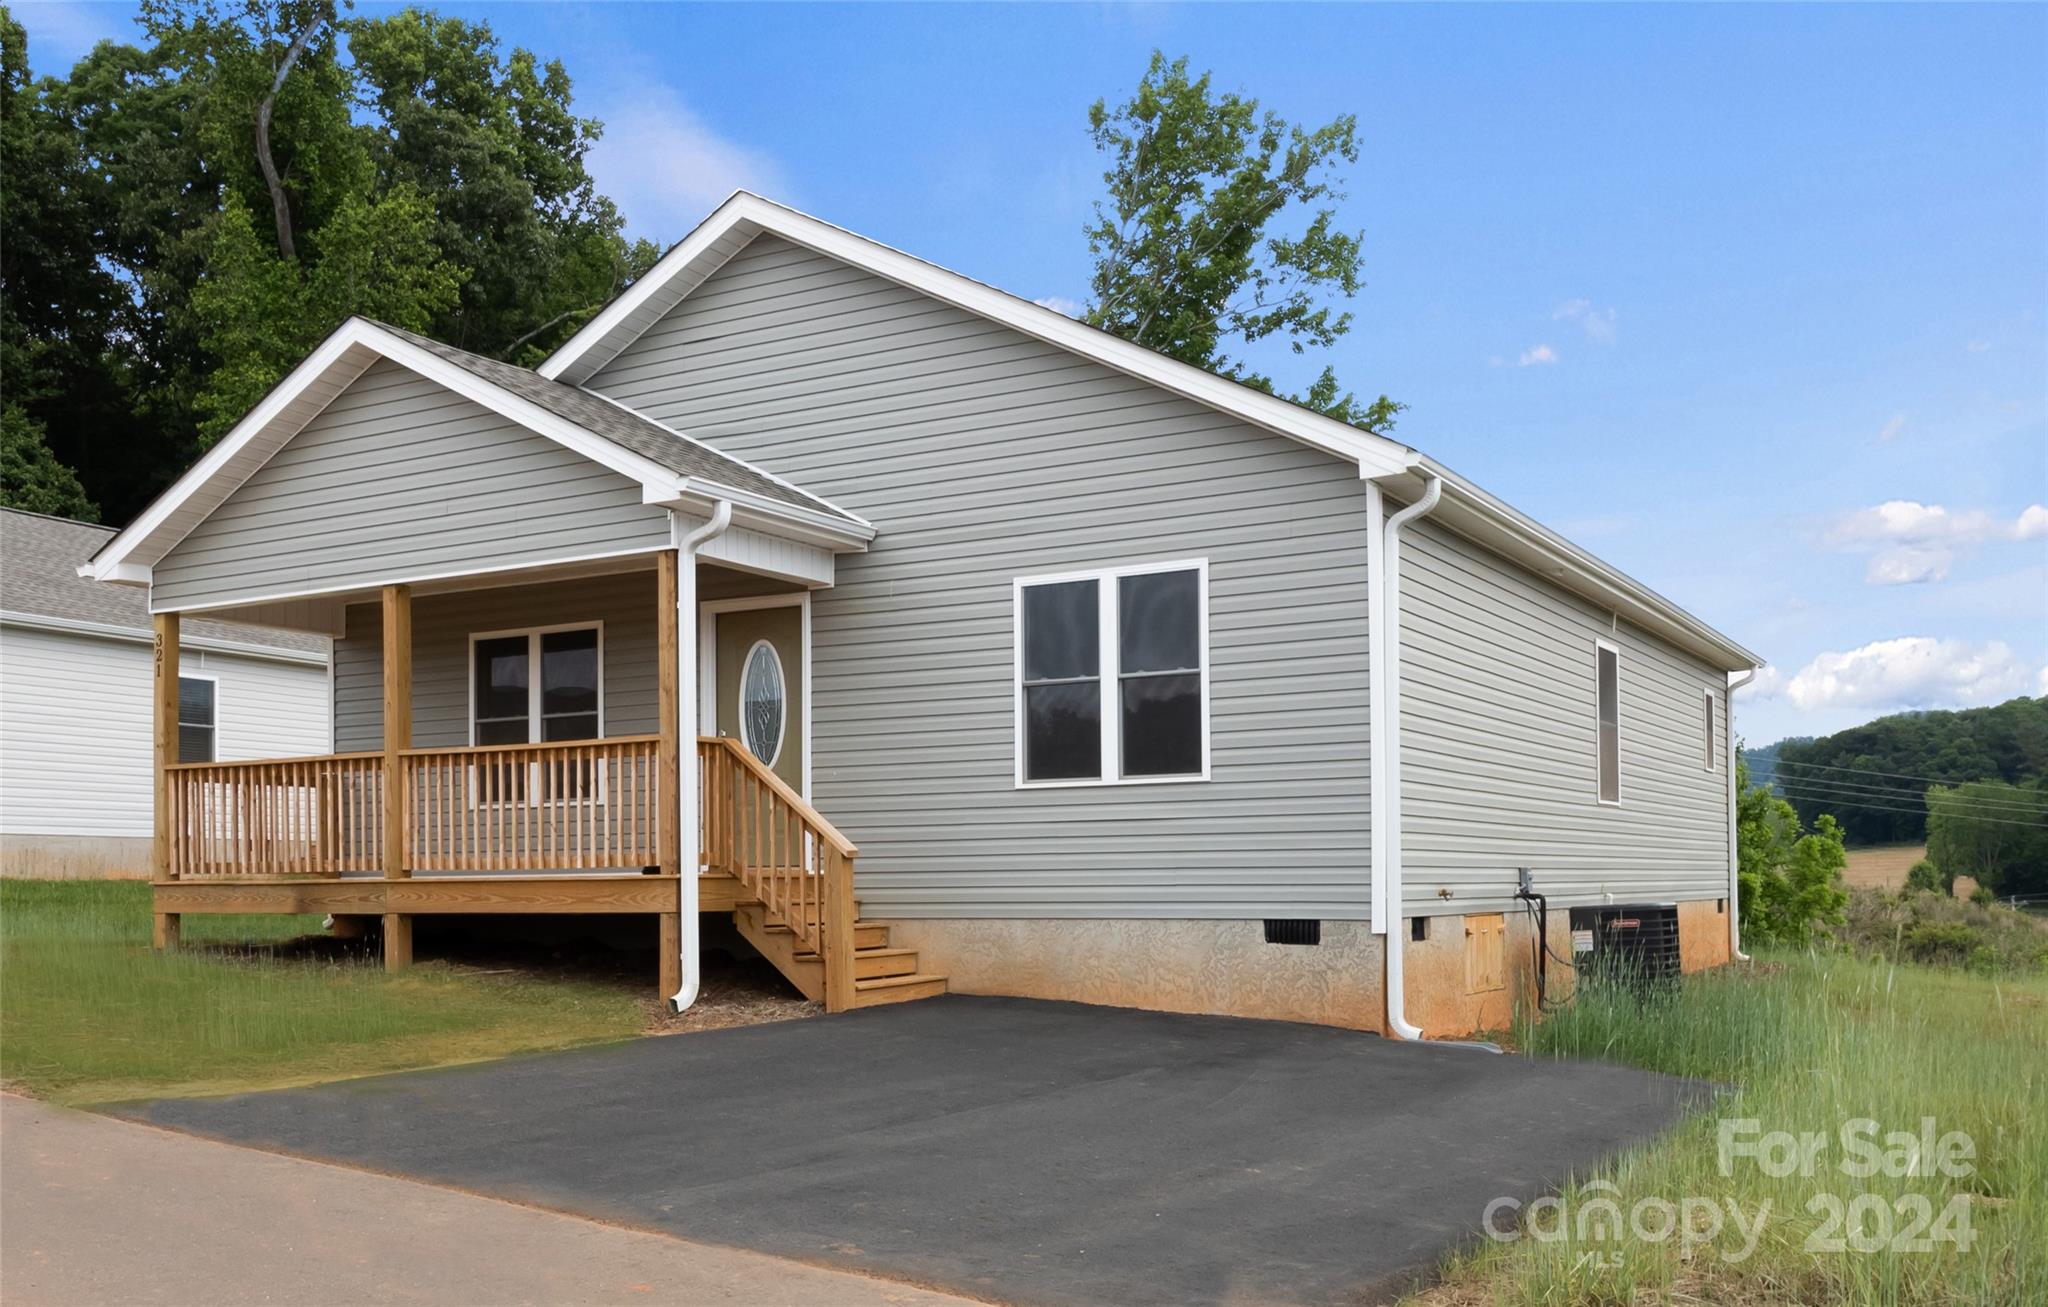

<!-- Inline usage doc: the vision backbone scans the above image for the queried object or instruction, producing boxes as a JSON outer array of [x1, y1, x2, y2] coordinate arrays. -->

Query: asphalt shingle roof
[[0, 509, 329, 654], [378, 324, 858, 525]]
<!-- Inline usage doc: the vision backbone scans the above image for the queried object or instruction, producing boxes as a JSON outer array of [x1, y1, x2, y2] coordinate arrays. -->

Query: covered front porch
[[145, 550, 932, 1013]]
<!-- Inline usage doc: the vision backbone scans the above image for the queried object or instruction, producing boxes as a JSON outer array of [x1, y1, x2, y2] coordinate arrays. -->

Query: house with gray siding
[[2, 509, 331, 878], [81, 192, 1759, 1034]]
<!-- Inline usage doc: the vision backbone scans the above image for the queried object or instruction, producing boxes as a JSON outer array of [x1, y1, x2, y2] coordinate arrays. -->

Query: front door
[[709, 602, 804, 791]]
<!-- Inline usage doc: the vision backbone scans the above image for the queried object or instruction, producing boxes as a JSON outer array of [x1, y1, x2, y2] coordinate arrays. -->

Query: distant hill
[[1748, 697, 2047, 846]]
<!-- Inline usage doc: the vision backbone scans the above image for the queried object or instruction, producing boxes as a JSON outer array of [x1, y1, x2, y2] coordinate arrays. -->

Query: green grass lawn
[[1419, 951, 2046, 1306], [0, 879, 644, 1105]]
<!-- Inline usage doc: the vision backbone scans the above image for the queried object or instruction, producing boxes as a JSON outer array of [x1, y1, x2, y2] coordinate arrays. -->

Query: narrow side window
[[1703, 687, 1716, 770], [1595, 642, 1620, 803], [177, 677, 217, 763]]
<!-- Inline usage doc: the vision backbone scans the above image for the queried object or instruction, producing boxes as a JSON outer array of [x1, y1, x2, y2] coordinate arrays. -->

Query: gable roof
[[2, 509, 327, 658], [539, 191, 1420, 480], [82, 317, 873, 585], [541, 192, 1759, 672]]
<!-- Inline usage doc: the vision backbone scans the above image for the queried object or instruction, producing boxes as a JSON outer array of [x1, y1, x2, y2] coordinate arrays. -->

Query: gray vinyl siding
[[333, 571, 660, 753], [591, 233, 1373, 919], [152, 360, 670, 610], [1399, 517, 1730, 915]]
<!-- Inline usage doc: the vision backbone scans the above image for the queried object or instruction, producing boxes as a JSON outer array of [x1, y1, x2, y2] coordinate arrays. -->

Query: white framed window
[[177, 675, 217, 763], [469, 623, 603, 802], [1013, 558, 1209, 787], [1595, 639, 1620, 804], [1702, 686, 1716, 770]]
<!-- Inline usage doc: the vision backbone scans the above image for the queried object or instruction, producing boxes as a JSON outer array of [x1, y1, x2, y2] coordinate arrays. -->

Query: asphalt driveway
[[122, 996, 1706, 1306]]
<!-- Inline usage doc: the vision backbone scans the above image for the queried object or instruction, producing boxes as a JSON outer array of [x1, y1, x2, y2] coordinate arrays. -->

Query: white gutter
[[1378, 472, 1443, 1041], [1726, 668, 1757, 963], [668, 501, 733, 1012]]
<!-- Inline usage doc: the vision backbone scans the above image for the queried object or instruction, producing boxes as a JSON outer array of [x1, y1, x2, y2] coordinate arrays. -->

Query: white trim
[[176, 672, 221, 763], [466, 621, 607, 747], [698, 592, 811, 797], [735, 639, 788, 768], [0, 610, 329, 666], [1011, 557, 1211, 789], [538, 192, 1415, 478], [1595, 637, 1622, 806], [1365, 482, 1389, 934], [147, 543, 672, 617]]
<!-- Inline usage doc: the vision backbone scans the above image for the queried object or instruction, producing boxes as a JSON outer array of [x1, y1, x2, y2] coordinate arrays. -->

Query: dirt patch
[[640, 957, 821, 1034]]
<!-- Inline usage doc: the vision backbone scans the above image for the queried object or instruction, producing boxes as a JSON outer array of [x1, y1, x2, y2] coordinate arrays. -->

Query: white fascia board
[[539, 191, 1419, 480], [83, 325, 379, 580], [0, 611, 330, 666], [651, 481, 875, 551]]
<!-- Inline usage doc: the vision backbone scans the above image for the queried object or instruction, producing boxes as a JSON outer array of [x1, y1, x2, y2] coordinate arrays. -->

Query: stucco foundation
[[886, 898, 1735, 1038], [878, 918, 1388, 1031], [1, 835, 152, 880]]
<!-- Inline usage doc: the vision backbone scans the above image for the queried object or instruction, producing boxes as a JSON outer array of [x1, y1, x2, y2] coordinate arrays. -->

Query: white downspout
[[1726, 667, 1756, 963], [1379, 473, 1442, 1041], [668, 501, 733, 1013]]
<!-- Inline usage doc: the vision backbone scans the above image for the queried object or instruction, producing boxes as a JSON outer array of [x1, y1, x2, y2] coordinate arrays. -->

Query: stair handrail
[[698, 737, 859, 1011]]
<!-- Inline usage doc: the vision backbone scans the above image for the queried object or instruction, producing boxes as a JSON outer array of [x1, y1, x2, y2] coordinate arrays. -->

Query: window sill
[[1015, 772, 1211, 790]]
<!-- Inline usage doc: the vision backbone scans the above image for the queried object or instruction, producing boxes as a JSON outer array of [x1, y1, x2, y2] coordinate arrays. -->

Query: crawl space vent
[[1263, 919, 1322, 946]]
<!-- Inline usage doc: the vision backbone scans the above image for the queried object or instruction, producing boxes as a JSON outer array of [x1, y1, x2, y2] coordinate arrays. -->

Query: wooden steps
[[733, 904, 946, 1009]]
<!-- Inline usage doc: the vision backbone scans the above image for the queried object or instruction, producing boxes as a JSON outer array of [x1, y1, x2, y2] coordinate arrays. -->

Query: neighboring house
[[79, 193, 1760, 1036], [1, 509, 331, 878]]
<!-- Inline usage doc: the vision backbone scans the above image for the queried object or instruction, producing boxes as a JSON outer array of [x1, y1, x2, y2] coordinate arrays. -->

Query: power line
[[1767, 783, 2048, 831], [1765, 756, 2032, 789], [1762, 773, 2048, 815]]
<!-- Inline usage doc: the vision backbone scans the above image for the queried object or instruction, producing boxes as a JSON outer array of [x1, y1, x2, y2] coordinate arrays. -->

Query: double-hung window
[[1016, 560, 1208, 786], [1595, 639, 1621, 803], [470, 625, 602, 798], [177, 676, 217, 763]]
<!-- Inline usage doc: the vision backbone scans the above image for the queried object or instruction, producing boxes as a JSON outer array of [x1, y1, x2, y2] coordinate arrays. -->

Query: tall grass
[[1424, 952, 2045, 1305], [1, 880, 642, 1104]]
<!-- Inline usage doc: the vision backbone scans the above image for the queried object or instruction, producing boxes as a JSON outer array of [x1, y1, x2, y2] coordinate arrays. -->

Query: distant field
[[1842, 843, 1927, 890]]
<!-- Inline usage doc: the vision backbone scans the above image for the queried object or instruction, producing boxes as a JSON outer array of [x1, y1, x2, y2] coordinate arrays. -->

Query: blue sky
[[19, 2, 2048, 747]]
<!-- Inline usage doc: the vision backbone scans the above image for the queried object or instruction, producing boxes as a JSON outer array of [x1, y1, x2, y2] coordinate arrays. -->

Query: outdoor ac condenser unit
[[1568, 903, 1682, 990]]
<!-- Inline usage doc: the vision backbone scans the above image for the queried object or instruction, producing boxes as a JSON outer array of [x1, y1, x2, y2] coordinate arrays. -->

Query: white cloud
[[2038, 663, 2048, 697], [1737, 666, 1783, 699], [1518, 344, 1558, 367], [585, 85, 788, 241], [1966, 340, 1991, 353], [1877, 412, 1909, 442], [1764, 638, 2034, 712], [1825, 500, 2047, 585], [1552, 299, 1617, 345], [1865, 547, 1953, 586], [1033, 295, 1085, 318]]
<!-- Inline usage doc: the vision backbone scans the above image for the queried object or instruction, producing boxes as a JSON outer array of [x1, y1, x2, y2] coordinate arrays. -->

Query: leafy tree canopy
[[1083, 52, 1402, 435], [1768, 696, 2047, 846], [1735, 757, 1849, 946], [1925, 778, 2048, 898], [0, 1, 657, 521]]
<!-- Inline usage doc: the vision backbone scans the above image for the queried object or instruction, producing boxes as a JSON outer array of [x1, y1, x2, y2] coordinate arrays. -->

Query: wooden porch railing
[[698, 736, 861, 1010], [165, 753, 385, 878], [401, 736, 663, 872]]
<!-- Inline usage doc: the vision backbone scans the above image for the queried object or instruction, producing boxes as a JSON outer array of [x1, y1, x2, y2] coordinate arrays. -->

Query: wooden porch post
[[656, 552, 683, 997], [152, 611, 180, 950], [381, 584, 413, 970]]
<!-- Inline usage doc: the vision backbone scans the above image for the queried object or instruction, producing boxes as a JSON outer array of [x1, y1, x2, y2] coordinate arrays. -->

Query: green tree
[[1, 405, 99, 519], [1083, 52, 1401, 435], [0, 7, 126, 517], [1736, 758, 1849, 945], [1925, 779, 2048, 898], [1904, 858, 1951, 896]]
